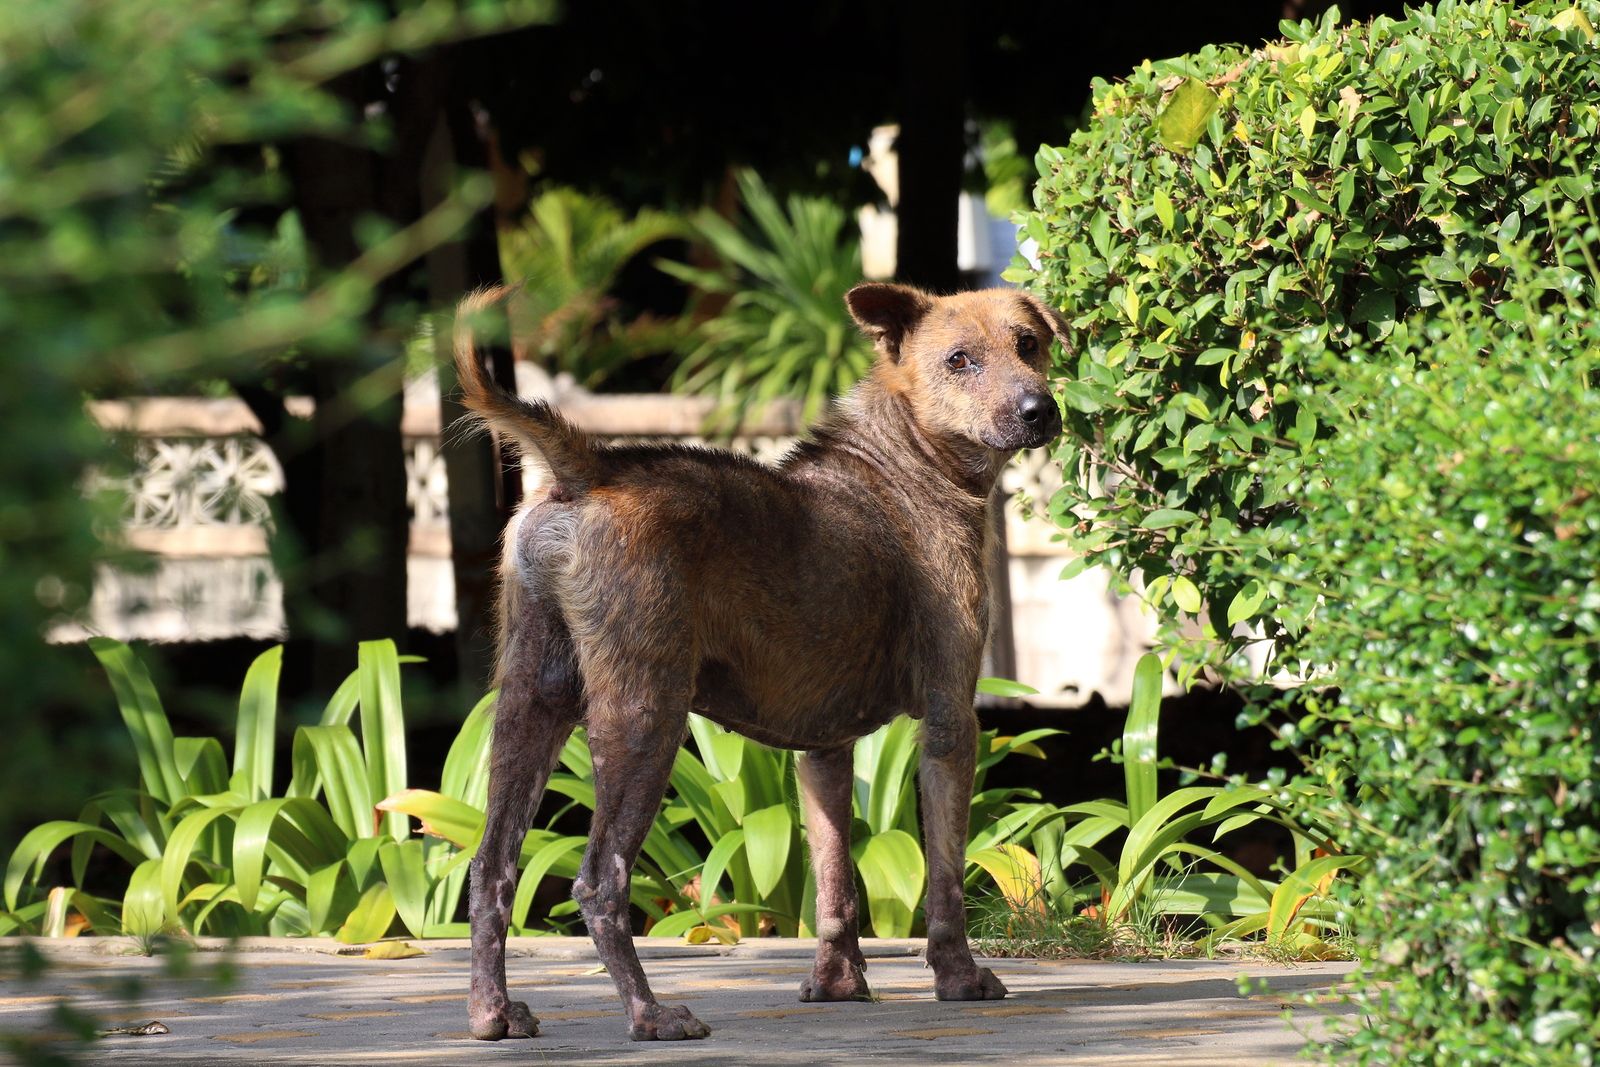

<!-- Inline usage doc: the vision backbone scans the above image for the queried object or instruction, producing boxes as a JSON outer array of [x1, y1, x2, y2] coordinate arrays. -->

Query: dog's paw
[[629, 1002, 710, 1041], [934, 966, 1008, 1001], [469, 999, 540, 1040], [799, 960, 872, 1002]]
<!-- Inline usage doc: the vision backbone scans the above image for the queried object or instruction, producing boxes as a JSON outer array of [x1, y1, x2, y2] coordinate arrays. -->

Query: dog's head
[[846, 284, 1066, 453]]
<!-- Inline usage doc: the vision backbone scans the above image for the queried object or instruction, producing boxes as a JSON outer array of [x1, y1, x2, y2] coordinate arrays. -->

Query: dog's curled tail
[[453, 285, 601, 497]]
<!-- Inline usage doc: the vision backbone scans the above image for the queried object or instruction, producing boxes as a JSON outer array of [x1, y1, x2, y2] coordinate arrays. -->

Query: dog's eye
[[1018, 334, 1039, 357], [946, 350, 974, 372]]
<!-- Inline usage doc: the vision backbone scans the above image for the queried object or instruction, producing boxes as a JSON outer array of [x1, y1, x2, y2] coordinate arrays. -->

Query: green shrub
[[1262, 284, 1600, 1063], [1015, 0, 1600, 669], [1021, 1, 1600, 1058]]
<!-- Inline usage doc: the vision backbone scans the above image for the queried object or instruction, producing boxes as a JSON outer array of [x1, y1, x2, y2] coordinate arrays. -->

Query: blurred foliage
[[0, 0, 547, 843], [1020, 0, 1600, 1059], [497, 185, 688, 388], [1015, 0, 1600, 675], [660, 169, 873, 424]]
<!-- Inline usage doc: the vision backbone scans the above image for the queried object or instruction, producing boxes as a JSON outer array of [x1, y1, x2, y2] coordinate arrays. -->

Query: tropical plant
[[659, 169, 874, 423], [2, 639, 490, 942], [497, 185, 688, 388], [971, 655, 1360, 960], [388, 707, 1066, 941]]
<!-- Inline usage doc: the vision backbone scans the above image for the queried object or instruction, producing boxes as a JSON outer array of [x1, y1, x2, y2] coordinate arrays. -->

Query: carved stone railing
[[64, 377, 1156, 706]]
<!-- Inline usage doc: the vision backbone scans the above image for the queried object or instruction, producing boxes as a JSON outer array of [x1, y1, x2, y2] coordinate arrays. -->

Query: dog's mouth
[[982, 413, 1062, 452]]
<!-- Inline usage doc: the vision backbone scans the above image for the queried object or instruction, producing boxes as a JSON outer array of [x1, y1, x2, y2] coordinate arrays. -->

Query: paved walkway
[[1, 937, 1354, 1065]]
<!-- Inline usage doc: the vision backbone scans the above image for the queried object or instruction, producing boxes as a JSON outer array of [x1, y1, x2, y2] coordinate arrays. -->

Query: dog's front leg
[[919, 695, 1008, 1000], [798, 746, 871, 1002]]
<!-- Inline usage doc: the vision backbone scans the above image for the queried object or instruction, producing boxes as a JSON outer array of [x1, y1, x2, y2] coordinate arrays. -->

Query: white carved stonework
[[120, 436, 283, 529]]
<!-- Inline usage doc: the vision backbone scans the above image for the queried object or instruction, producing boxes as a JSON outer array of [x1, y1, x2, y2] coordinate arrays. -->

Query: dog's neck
[[803, 375, 1010, 505]]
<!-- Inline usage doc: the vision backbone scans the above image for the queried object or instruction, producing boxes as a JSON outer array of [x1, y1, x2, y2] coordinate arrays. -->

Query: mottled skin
[[454, 283, 1066, 1042]]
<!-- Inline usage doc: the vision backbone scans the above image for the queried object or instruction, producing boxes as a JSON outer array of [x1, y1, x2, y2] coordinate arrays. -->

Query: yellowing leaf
[[362, 940, 425, 959], [1298, 104, 1317, 140], [1552, 6, 1596, 39], [685, 923, 738, 946], [967, 845, 1047, 915], [1157, 78, 1220, 152]]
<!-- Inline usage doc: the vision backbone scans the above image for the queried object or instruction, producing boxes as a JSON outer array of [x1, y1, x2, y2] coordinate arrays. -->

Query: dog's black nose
[[1017, 393, 1052, 425]]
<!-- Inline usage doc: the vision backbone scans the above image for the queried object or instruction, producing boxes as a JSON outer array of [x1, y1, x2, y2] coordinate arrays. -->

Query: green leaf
[[89, 639, 184, 806], [1124, 654, 1163, 826], [857, 830, 925, 937], [159, 805, 235, 924], [698, 828, 745, 908], [1153, 189, 1175, 230], [378, 839, 429, 938], [1170, 576, 1202, 613], [337, 882, 397, 943], [1366, 139, 1404, 175], [1140, 508, 1198, 530], [232, 646, 282, 803], [1158, 79, 1220, 152], [976, 677, 1039, 698], [1226, 580, 1268, 626], [358, 641, 409, 842], [741, 804, 793, 899]]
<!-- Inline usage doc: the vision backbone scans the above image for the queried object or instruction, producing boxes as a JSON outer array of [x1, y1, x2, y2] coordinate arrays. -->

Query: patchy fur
[[457, 282, 1064, 1042]]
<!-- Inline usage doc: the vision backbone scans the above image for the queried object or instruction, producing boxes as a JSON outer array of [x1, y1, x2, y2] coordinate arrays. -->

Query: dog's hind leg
[[468, 611, 580, 1041], [798, 746, 871, 1002], [575, 690, 711, 1041], [920, 694, 1008, 1001]]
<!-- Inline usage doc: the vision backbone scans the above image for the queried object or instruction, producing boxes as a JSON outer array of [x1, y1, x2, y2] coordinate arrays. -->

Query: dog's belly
[[690, 659, 907, 750]]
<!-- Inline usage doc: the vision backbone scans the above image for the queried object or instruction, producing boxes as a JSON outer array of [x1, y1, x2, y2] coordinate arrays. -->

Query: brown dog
[[454, 282, 1065, 1042]]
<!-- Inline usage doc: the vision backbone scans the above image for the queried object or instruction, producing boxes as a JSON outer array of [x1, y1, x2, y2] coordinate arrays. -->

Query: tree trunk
[[283, 65, 420, 692], [425, 76, 523, 697], [894, 0, 967, 294]]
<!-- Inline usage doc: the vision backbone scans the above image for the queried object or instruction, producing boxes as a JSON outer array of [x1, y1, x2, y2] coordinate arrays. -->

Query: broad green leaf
[[6, 821, 147, 911], [741, 804, 793, 900], [232, 646, 282, 803], [378, 839, 429, 938], [159, 805, 235, 923], [296, 725, 375, 841], [337, 882, 396, 943], [1124, 654, 1164, 825], [857, 829, 924, 937], [698, 828, 745, 908], [976, 677, 1039, 698], [89, 639, 184, 806], [123, 858, 166, 937], [358, 641, 409, 841]]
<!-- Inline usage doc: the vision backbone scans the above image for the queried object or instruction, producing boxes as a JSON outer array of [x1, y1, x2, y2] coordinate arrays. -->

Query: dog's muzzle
[[995, 392, 1061, 450]]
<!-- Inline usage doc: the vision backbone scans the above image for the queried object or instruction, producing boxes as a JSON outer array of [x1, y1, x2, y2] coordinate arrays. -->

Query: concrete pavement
[[1, 937, 1355, 1065]]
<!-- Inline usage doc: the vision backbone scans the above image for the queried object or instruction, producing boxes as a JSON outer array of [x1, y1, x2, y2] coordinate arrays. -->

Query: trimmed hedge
[[1020, 1, 1600, 1061], [1014, 0, 1600, 666]]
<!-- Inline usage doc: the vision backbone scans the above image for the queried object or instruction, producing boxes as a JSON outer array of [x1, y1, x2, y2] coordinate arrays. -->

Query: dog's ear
[[1018, 292, 1072, 352], [846, 283, 934, 362]]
